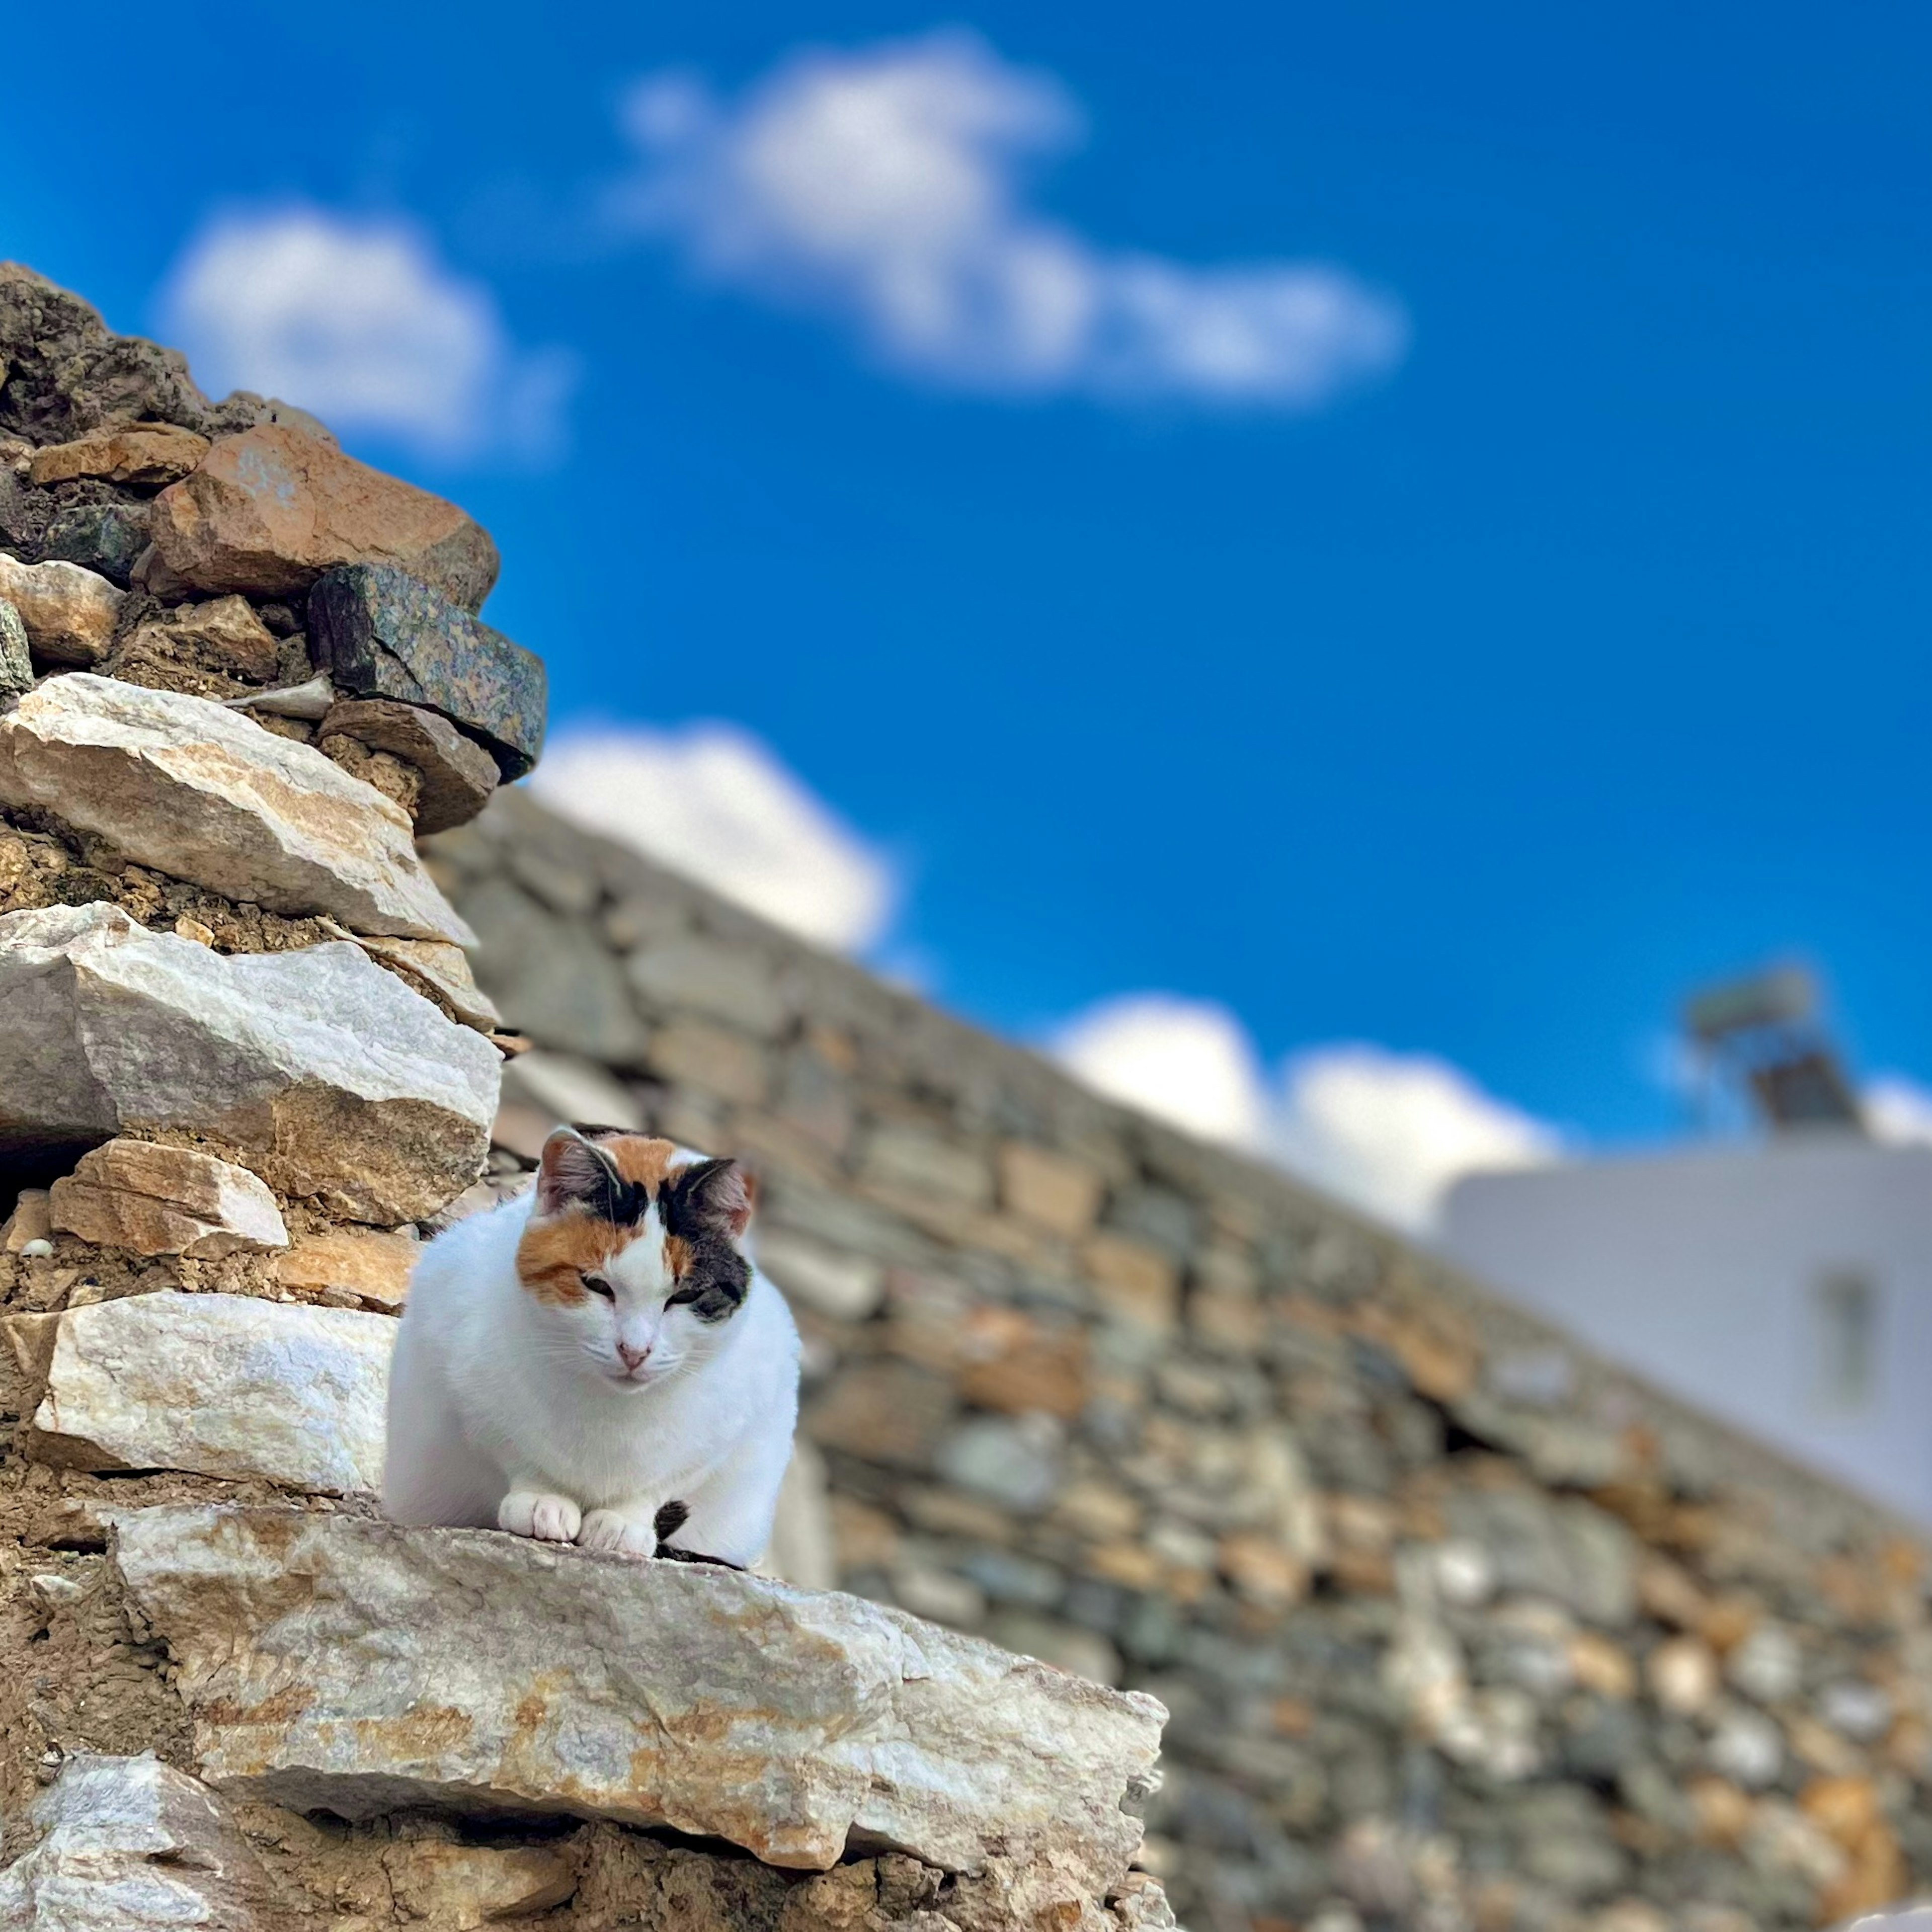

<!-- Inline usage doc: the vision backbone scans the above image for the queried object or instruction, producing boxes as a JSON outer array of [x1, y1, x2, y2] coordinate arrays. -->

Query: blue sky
[[7, 0, 1930, 1222]]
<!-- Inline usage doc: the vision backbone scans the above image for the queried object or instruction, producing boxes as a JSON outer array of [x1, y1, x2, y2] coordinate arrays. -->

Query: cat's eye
[[665, 1286, 700, 1308], [579, 1273, 615, 1300]]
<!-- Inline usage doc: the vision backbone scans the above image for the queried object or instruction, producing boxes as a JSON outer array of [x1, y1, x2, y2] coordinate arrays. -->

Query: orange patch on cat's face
[[516, 1215, 624, 1306], [663, 1234, 692, 1280]]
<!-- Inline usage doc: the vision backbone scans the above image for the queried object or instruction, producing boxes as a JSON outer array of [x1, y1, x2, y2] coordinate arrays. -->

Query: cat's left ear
[[675, 1157, 756, 1239]]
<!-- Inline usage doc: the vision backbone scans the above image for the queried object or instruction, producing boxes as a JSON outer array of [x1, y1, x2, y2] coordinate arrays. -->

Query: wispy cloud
[[1052, 993, 1561, 1231], [1055, 994, 1268, 1143], [607, 31, 1407, 409], [529, 722, 897, 954], [157, 206, 576, 465], [1865, 1073, 1932, 1146]]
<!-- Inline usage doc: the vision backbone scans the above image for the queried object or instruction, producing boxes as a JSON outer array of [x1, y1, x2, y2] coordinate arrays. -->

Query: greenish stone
[[309, 563, 546, 779], [41, 499, 150, 586]]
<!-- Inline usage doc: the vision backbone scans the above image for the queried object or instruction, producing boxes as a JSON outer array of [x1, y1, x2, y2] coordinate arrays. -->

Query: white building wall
[[1441, 1138, 1932, 1525]]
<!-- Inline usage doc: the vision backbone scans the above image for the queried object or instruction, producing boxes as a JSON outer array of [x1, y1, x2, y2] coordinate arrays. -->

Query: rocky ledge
[[112, 1506, 1165, 1890]]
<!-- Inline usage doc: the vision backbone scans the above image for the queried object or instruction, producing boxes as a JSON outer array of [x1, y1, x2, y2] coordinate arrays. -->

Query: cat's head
[[514, 1127, 756, 1391]]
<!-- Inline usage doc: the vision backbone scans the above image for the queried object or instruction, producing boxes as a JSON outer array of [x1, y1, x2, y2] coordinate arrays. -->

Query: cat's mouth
[[604, 1362, 668, 1389]]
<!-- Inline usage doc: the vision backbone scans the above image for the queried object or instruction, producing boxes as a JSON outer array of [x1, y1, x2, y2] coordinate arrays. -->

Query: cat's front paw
[[576, 1509, 657, 1558], [499, 1491, 582, 1543]]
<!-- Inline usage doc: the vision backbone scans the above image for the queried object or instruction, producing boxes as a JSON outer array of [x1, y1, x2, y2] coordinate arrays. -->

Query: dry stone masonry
[[426, 785, 1932, 1932], [0, 263, 1166, 1932]]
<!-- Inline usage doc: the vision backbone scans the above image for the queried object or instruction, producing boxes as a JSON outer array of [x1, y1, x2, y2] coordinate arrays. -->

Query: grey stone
[[861, 1125, 994, 1206], [20, 1292, 390, 1492], [40, 499, 150, 586], [0, 903, 497, 1222], [628, 933, 791, 1038], [310, 563, 545, 779], [936, 1415, 1065, 1514], [112, 1505, 1165, 1893], [0, 1752, 274, 1930], [756, 1229, 886, 1322], [1443, 1487, 1635, 1626], [957, 1548, 1066, 1608], [462, 874, 648, 1063]]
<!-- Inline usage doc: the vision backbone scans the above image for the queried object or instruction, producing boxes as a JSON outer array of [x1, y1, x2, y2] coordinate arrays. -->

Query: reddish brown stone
[[147, 425, 499, 610], [28, 423, 209, 489]]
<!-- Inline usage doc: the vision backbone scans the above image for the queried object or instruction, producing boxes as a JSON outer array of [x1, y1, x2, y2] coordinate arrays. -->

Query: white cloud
[[1865, 1074, 1932, 1146], [1051, 997, 1561, 1232], [1054, 995, 1268, 1144], [157, 206, 574, 463], [610, 32, 1407, 408], [1270, 1045, 1564, 1234], [529, 722, 896, 954]]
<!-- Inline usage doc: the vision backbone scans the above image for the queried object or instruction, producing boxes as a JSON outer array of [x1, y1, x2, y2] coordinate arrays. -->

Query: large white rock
[[0, 1752, 273, 1930], [21, 1292, 390, 1492], [0, 903, 498, 1221], [111, 1507, 1165, 1891], [0, 673, 472, 943]]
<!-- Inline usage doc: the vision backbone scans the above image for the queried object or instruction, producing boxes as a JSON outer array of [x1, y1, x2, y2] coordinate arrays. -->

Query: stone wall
[[0, 265, 1165, 1932], [428, 789, 1932, 1932]]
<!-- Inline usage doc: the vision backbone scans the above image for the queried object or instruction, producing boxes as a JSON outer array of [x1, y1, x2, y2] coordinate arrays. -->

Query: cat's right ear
[[534, 1128, 625, 1220]]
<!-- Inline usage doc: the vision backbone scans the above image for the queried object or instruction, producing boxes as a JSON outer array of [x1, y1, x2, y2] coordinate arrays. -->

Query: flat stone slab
[[49, 1139, 288, 1258], [310, 564, 546, 780], [111, 1506, 1164, 1887], [27, 423, 210, 489], [0, 674, 472, 944], [273, 1225, 418, 1310], [19, 1292, 390, 1492], [0, 902, 498, 1222], [0, 1752, 274, 1931], [146, 424, 499, 610]]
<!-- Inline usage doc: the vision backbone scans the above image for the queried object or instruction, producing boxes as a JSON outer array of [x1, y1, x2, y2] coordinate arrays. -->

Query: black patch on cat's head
[[663, 1158, 753, 1323]]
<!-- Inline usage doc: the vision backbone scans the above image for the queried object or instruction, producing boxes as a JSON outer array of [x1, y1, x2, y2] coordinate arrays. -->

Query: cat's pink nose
[[617, 1342, 651, 1372]]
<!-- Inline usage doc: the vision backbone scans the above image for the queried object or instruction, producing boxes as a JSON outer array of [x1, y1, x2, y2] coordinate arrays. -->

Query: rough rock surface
[[20, 1294, 389, 1491], [113, 1506, 1164, 1885], [116, 594, 283, 685], [0, 674, 473, 943], [48, 1138, 288, 1258], [272, 1225, 418, 1310], [26, 424, 209, 489], [146, 424, 499, 610], [0, 1752, 274, 1931], [0, 262, 236, 443], [310, 564, 545, 778], [326, 927, 503, 1031], [42, 504, 150, 589], [0, 553, 121, 665], [320, 694, 501, 831], [0, 599, 29, 697], [0, 902, 497, 1220]]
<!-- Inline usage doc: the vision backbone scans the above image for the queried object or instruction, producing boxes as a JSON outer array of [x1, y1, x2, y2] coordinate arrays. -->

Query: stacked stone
[[427, 789, 1932, 1932], [0, 266, 1168, 1932]]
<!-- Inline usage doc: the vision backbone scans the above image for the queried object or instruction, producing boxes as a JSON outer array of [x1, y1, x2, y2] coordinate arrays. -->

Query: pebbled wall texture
[[429, 789, 1932, 1932]]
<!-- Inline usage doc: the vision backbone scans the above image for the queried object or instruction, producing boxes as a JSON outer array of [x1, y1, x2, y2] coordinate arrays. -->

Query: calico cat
[[383, 1126, 800, 1568]]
